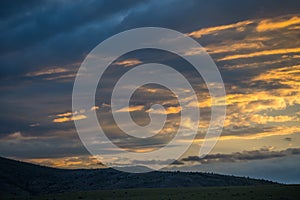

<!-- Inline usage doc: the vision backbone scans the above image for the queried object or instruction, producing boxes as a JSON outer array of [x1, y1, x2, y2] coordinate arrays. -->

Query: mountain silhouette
[[0, 156, 276, 196]]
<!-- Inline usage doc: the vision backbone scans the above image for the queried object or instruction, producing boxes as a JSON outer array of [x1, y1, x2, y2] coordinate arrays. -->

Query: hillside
[[0, 156, 275, 197]]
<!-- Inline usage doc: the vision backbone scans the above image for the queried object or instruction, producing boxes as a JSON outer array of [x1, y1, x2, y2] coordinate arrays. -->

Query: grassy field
[[5, 185, 299, 200]]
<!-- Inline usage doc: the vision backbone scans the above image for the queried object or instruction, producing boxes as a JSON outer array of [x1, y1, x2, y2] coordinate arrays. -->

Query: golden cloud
[[146, 106, 181, 115], [25, 67, 69, 77], [257, 16, 300, 32], [252, 65, 300, 85], [218, 47, 300, 61], [115, 59, 142, 67], [205, 41, 264, 54], [56, 112, 73, 117], [180, 126, 300, 143], [115, 105, 144, 113], [24, 156, 104, 169], [90, 106, 99, 111], [250, 114, 299, 124], [53, 110, 87, 123], [53, 114, 87, 123], [187, 20, 253, 38]]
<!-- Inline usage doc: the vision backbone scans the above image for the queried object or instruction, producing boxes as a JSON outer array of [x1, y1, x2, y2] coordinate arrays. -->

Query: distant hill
[[0, 156, 276, 197]]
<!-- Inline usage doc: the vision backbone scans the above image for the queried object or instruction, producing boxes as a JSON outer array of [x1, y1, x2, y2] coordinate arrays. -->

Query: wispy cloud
[[146, 106, 181, 115], [53, 111, 87, 123], [180, 147, 300, 164], [114, 59, 142, 67], [25, 67, 70, 77], [2, 132, 39, 141], [24, 155, 104, 169], [187, 20, 253, 38], [115, 105, 144, 113], [256, 16, 300, 32], [218, 47, 300, 61]]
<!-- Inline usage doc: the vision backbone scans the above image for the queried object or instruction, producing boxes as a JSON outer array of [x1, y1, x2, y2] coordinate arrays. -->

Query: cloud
[[53, 111, 87, 123], [187, 20, 253, 38], [90, 106, 99, 111], [114, 59, 142, 67], [2, 132, 39, 141], [250, 114, 299, 124], [178, 126, 300, 144], [180, 147, 300, 164], [53, 114, 87, 123], [146, 106, 181, 115], [252, 65, 300, 84], [284, 137, 292, 142], [25, 67, 69, 77], [1, 0, 300, 173], [205, 41, 264, 54], [257, 16, 300, 32], [56, 112, 73, 117], [218, 47, 300, 61], [219, 126, 300, 140], [29, 123, 40, 127], [115, 105, 144, 113], [24, 155, 105, 169]]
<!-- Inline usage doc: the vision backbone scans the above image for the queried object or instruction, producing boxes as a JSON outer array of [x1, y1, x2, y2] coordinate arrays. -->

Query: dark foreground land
[[1, 156, 299, 199], [3, 185, 300, 200]]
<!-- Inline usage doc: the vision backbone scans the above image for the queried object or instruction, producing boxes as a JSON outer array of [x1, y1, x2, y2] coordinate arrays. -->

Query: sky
[[0, 0, 300, 183]]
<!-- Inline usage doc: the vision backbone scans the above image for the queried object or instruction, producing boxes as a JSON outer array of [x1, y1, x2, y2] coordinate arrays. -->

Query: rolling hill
[[0, 156, 276, 197]]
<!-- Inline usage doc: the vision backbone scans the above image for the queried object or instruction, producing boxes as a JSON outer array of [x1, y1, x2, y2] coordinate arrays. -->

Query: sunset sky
[[0, 0, 300, 183]]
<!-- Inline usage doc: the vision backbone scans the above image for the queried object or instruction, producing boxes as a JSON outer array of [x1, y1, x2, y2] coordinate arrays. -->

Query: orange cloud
[[180, 126, 300, 143], [218, 47, 300, 61], [53, 114, 87, 123], [24, 156, 104, 169], [90, 106, 99, 111], [44, 73, 76, 81], [257, 16, 300, 32], [115, 105, 144, 113], [187, 20, 253, 38], [147, 106, 181, 115], [115, 59, 142, 67], [25, 67, 69, 77], [56, 112, 73, 117], [205, 42, 264, 54], [220, 126, 300, 141], [224, 60, 283, 70], [123, 147, 157, 153], [250, 114, 299, 124], [252, 65, 300, 84]]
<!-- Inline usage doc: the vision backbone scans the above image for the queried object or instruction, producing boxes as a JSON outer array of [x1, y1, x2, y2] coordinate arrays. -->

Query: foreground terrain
[[1, 156, 296, 199], [4, 185, 300, 200]]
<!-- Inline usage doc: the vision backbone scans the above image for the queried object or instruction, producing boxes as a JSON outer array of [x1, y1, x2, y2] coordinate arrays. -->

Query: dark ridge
[[0, 156, 276, 196]]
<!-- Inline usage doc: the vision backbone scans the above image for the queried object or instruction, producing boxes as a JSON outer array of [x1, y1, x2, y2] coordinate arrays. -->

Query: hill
[[0, 156, 275, 197]]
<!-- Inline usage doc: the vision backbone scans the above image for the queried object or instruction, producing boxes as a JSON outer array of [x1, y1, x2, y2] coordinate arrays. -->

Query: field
[[6, 185, 299, 200]]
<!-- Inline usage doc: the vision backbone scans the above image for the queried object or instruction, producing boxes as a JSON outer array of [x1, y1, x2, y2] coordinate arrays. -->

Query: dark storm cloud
[[119, 0, 300, 32], [180, 148, 300, 164], [1, 0, 300, 78], [0, 0, 41, 19], [168, 155, 300, 184], [0, 0, 148, 54], [127, 148, 300, 171], [0, 0, 152, 78], [0, 135, 88, 159]]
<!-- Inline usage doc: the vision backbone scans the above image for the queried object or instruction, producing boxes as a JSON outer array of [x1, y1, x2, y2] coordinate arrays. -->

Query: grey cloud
[[284, 137, 293, 142], [180, 148, 300, 164]]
